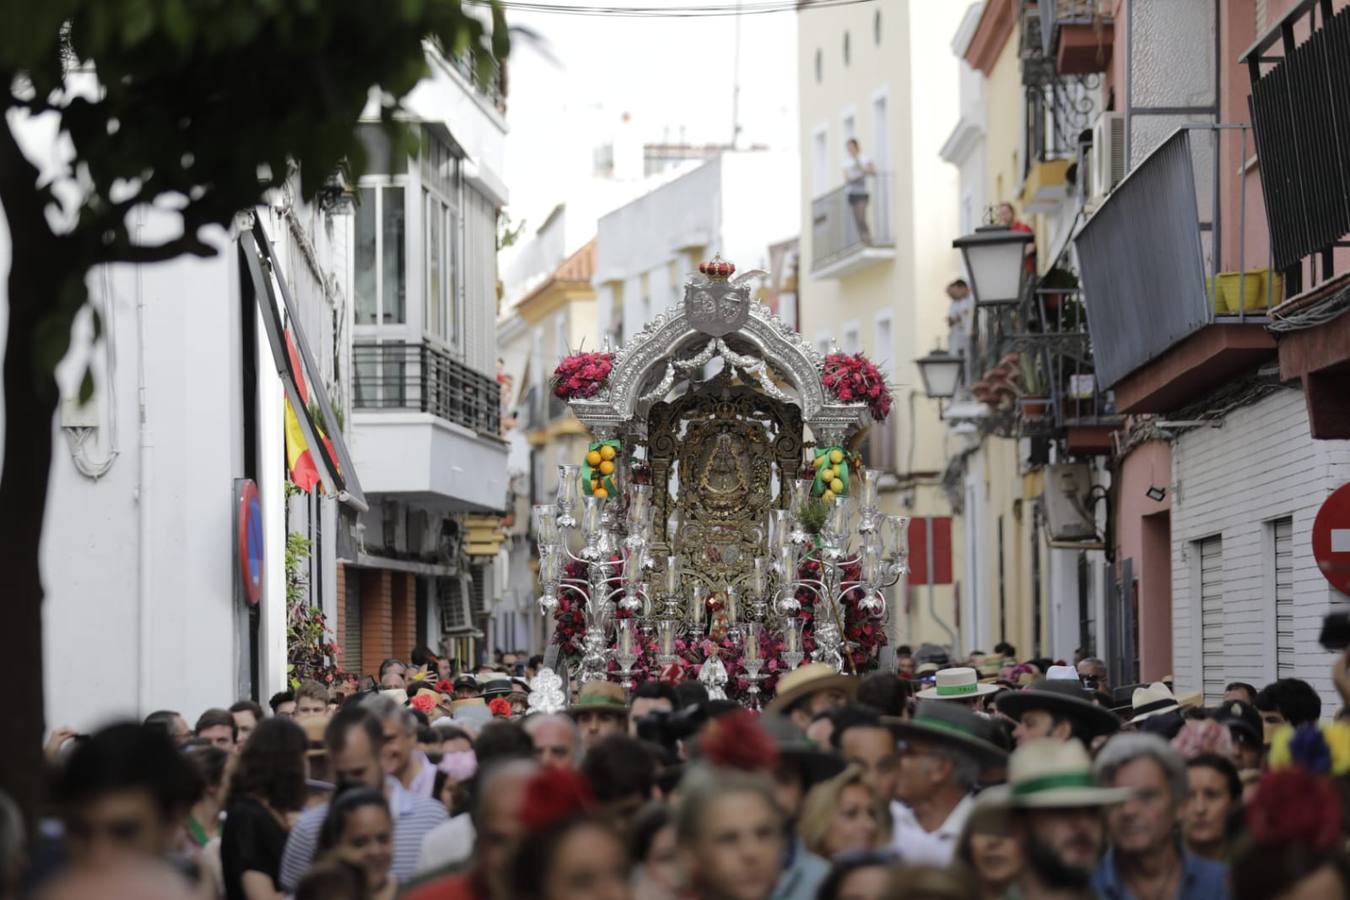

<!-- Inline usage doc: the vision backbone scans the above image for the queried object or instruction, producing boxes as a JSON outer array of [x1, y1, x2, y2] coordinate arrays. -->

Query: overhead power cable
[[467, 0, 875, 18]]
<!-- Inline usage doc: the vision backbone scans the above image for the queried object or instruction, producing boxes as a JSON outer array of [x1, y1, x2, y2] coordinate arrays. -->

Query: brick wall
[[1171, 387, 1350, 712], [335, 562, 347, 669], [391, 572, 415, 662], [359, 568, 393, 679]]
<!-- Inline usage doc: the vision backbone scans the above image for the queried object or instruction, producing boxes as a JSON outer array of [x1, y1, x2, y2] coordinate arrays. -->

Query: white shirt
[[889, 793, 975, 867], [415, 811, 476, 874], [843, 154, 873, 188]]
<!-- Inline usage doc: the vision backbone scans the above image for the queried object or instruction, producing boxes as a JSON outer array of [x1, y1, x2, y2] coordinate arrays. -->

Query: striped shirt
[[278, 776, 448, 892]]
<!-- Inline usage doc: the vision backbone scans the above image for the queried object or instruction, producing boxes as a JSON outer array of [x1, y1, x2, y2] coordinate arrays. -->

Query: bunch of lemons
[[814, 448, 847, 501], [585, 444, 618, 498]]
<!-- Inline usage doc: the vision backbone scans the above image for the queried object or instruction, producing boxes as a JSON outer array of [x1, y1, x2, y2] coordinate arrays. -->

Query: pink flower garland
[[551, 352, 613, 400], [821, 352, 893, 421]]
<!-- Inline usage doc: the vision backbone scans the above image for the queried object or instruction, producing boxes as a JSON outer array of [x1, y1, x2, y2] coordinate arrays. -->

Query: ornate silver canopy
[[571, 274, 870, 444]]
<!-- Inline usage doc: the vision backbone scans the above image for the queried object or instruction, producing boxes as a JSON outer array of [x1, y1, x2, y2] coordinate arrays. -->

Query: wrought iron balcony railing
[[1243, 0, 1350, 294], [353, 340, 501, 436], [810, 172, 895, 272]]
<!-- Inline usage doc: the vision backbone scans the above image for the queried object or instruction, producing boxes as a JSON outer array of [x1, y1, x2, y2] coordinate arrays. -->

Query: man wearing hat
[[755, 714, 845, 900], [997, 666, 1120, 747], [568, 680, 628, 750], [997, 739, 1132, 898], [916, 666, 1000, 708], [886, 700, 1007, 866], [452, 673, 480, 700], [1213, 699, 1264, 772], [767, 662, 856, 732]]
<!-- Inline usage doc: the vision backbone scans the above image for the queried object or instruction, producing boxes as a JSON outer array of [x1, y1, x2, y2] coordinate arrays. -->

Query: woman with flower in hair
[[1231, 768, 1350, 900], [506, 767, 632, 900]]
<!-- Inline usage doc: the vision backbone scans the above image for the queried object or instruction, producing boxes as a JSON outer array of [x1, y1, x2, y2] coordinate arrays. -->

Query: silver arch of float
[[569, 298, 873, 445]]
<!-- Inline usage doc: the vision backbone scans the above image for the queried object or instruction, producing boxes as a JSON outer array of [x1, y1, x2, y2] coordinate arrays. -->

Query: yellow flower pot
[[1213, 270, 1263, 314]]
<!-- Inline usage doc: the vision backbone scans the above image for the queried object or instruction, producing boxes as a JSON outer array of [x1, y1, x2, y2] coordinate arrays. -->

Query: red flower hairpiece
[[435, 678, 454, 694], [519, 767, 595, 834], [409, 693, 437, 714], [697, 709, 779, 772], [488, 697, 512, 718], [1246, 769, 1341, 851]]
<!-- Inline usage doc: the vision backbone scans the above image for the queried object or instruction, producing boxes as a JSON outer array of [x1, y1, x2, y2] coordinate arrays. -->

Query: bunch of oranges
[[814, 448, 847, 501], [585, 443, 618, 498]]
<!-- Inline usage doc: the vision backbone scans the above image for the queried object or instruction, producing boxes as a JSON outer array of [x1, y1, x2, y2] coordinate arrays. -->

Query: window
[[668, 259, 681, 305], [871, 92, 889, 171], [843, 31, 851, 66], [842, 112, 856, 147], [842, 321, 860, 354], [640, 272, 652, 327], [816, 332, 833, 357], [815, 48, 823, 83], [425, 190, 457, 340], [1274, 517, 1294, 678], [812, 127, 829, 196], [354, 185, 407, 325], [875, 311, 892, 366], [874, 9, 882, 45], [1198, 536, 1224, 703]]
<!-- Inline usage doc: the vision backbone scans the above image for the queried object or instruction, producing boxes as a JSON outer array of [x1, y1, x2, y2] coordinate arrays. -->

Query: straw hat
[[885, 700, 1008, 766], [916, 667, 1001, 701], [567, 680, 628, 717], [296, 714, 330, 757], [996, 739, 1132, 807], [1130, 682, 1181, 721], [766, 662, 857, 714], [996, 678, 1121, 738]]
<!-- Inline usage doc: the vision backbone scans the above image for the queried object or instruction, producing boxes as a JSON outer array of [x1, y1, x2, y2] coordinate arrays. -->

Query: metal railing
[[810, 172, 894, 271], [1074, 124, 1269, 389], [1243, 0, 1350, 290], [353, 340, 501, 435]]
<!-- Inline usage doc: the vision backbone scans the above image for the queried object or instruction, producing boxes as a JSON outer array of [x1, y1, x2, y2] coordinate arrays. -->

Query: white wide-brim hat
[[916, 666, 1001, 700]]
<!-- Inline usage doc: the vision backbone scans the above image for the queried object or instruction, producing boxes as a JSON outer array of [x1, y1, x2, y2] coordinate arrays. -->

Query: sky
[[498, 0, 801, 232]]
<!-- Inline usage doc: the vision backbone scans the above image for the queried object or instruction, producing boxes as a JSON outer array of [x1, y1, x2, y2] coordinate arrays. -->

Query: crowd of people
[[11, 642, 1350, 900]]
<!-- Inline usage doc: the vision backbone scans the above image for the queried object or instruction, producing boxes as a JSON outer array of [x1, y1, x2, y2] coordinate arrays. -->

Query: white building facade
[[10, 43, 511, 732]]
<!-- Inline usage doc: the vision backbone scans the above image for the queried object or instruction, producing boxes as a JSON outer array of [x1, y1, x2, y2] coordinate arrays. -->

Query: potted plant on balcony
[[1038, 267, 1079, 318], [1018, 354, 1051, 420]]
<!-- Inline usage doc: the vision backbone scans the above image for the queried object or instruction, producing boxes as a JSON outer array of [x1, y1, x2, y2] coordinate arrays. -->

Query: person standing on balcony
[[995, 202, 1036, 272], [842, 138, 876, 246]]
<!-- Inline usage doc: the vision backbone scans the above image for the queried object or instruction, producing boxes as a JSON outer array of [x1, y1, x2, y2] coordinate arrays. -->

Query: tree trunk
[[0, 243, 61, 838]]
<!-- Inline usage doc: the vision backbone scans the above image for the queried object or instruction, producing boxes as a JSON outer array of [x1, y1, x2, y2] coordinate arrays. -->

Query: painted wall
[[1116, 440, 1174, 681], [1170, 388, 1350, 713]]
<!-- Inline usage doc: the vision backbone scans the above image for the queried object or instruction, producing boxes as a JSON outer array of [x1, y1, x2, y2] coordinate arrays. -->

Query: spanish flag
[[283, 329, 321, 493]]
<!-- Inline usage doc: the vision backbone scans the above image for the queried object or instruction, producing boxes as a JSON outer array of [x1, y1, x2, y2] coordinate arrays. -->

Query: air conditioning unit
[[1043, 463, 1103, 546], [1089, 113, 1125, 203]]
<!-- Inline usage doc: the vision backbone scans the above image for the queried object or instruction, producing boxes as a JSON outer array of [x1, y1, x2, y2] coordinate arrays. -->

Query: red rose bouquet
[[551, 352, 613, 400], [821, 352, 893, 421]]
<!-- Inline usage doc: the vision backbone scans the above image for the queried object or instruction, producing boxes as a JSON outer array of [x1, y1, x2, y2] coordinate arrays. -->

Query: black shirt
[[221, 796, 288, 900]]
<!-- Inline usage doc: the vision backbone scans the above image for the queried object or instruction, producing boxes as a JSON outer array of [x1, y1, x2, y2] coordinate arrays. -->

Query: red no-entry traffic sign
[[1312, 483, 1350, 596]]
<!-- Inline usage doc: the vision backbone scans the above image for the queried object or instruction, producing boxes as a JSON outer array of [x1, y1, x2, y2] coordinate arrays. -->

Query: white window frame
[[869, 85, 891, 173], [873, 309, 893, 367], [354, 180, 411, 332], [811, 124, 830, 197], [842, 319, 861, 355]]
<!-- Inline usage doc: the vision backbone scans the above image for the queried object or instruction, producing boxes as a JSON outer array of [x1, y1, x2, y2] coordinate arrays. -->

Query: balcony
[[1038, 0, 1114, 76], [1074, 126, 1277, 414], [351, 340, 507, 511], [810, 172, 895, 279], [1244, 0, 1350, 437], [1019, 13, 1101, 215]]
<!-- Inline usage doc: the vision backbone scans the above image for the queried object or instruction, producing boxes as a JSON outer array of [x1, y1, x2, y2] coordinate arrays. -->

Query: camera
[[636, 704, 708, 752]]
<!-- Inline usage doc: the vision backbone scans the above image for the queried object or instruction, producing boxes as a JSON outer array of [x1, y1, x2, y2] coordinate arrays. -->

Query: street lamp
[[952, 226, 1033, 306], [914, 347, 963, 400]]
